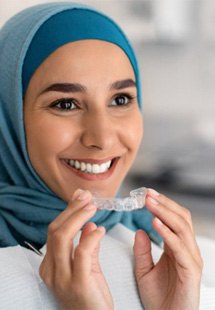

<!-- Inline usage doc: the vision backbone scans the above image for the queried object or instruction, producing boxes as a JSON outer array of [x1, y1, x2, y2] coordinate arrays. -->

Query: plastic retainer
[[92, 187, 147, 211]]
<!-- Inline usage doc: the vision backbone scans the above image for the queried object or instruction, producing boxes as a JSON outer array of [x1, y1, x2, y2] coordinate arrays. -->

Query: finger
[[39, 254, 55, 289], [48, 189, 93, 232], [146, 191, 202, 266], [146, 191, 196, 240], [146, 195, 202, 263], [73, 226, 105, 281], [47, 204, 97, 281], [133, 230, 154, 281], [79, 222, 99, 266], [81, 223, 103, 273], [146, 194, 192, 236], [80, 222, 98, 241], [153, 217, 202, 272], [48, 203, 97, 253], [147, 189, 193, 231]]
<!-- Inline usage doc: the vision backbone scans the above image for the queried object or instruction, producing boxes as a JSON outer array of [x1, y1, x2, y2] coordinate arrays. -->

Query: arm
[[134, 189, 203, 310], [39, 189, 113, 310]]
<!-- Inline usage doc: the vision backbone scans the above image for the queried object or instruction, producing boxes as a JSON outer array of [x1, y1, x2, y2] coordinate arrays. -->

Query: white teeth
[[106, 160, 111, 169], [66, 159, 113, 174], [75, 160, 80, 169], [100, 163, 107, 173], [80, 162, 86, 172], [86, 163, 92, 173], [92, 164, 100, 174]]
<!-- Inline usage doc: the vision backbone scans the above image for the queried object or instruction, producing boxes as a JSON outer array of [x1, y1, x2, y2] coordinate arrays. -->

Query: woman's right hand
[[39, 189, 114, 310]]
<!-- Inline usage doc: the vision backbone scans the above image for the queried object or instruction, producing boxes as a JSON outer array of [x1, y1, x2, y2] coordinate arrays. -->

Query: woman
[[0, 2, 202, 309]]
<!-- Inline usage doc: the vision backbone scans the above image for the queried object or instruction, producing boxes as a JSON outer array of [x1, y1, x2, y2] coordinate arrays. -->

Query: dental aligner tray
[[93, 187, 147, 211]]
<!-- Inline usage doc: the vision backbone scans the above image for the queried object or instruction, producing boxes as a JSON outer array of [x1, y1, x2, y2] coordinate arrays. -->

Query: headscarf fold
[[0, 2, 161, 247]]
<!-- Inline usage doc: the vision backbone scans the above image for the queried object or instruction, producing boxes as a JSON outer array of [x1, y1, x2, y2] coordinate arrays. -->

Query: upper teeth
[[67, 159, 112, 174]]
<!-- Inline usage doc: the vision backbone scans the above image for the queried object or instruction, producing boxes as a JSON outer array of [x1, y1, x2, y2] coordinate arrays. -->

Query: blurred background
[[1, 0, 214, 238]]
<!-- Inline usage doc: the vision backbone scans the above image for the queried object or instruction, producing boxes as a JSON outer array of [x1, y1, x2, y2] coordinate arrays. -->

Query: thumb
[[133, 230, 154, 281]]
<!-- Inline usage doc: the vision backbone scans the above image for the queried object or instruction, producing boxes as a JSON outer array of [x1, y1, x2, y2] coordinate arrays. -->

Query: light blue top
[[0, 2, 161, 247]]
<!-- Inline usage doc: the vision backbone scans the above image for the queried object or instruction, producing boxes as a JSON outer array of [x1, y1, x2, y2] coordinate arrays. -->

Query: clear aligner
[[92, 187, 147, 211]]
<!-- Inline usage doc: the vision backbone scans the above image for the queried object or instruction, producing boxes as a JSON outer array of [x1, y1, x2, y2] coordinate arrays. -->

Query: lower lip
[[61, 158, 119, 181]]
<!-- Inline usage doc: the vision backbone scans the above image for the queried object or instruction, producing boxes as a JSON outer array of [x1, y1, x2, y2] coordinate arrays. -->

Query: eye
[[111, 94, 134, 107], [51, 98, 78, 110]]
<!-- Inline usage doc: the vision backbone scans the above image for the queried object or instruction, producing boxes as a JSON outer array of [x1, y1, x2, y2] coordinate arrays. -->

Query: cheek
[[122, 113, 143, 152], [26, 117, 78, 158]]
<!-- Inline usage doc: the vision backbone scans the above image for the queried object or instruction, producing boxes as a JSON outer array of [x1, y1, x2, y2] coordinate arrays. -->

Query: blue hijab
[[0, 2, 161, 247]]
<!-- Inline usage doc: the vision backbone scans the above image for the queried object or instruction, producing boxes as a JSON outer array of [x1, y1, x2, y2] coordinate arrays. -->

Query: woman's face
[[24, 40, 143, 201]]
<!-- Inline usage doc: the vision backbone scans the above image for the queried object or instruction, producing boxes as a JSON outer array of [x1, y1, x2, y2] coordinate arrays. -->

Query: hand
[[133, 189, 203, 310], [39, 189, 114, 310]]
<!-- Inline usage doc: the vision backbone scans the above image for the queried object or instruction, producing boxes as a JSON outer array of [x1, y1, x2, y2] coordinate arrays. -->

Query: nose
[[80, 110, 118, 151]]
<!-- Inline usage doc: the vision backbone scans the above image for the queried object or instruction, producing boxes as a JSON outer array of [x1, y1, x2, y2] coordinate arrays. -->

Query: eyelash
[[49, 93, 136, 111], [111, 93, 136, 107], [50, 98, 78, 111]]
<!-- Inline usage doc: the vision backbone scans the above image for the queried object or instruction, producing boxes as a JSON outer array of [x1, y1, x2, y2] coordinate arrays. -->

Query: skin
[[24, 40, 142, 309], [24, 40, 202, 309], [24, 40, 143, 201], [134, 189, 203, 310], [39, 189, 114, 310]]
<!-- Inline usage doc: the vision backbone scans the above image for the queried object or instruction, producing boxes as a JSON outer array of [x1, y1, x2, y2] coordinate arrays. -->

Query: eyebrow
[[110, 79, 136, 90], [39, 83, 87, 95], [39, 78, 136, 96]]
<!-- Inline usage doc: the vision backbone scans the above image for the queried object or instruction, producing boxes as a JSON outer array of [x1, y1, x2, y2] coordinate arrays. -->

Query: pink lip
[[61, 157, 119, 181]]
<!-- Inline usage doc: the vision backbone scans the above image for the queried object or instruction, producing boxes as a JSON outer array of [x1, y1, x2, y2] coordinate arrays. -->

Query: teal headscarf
[[0, 2, 161, 247]]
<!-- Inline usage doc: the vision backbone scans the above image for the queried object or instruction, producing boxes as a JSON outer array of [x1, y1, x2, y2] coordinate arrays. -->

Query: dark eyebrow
[[39, 83, 87, 95], [39, 78, 136, 96], [110, 79, 136, 90]]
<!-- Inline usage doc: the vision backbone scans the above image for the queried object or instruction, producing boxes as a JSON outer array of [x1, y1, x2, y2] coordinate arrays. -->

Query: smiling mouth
[[64, 158, 114, 175]]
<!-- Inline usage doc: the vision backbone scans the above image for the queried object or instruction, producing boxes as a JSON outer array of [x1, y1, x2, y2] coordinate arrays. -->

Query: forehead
[[33, 40, 135, 85]]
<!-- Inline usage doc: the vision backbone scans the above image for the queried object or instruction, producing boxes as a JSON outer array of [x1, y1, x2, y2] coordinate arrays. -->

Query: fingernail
[[154, 217, 163, 225], [97, 226, 105, 233], [148, 196, 159, 205], [148, 188, 160, 197], [79, 190, 91, 201], [72, 189, 90, 201]]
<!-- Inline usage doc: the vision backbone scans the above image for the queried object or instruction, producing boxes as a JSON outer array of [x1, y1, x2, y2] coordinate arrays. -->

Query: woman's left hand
[[133, 189, 203, 310]]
